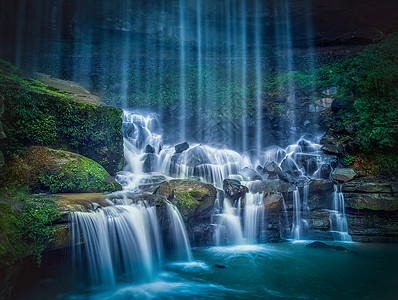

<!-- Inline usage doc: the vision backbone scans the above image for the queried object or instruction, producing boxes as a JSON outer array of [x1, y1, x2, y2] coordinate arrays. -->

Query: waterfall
[[71, 205, 163, 287], [330, 185, 352, 241], [166, 201, 193, 262], [291, 189, 302, 240], [290, 184, 310, 241], [244, 193, 265, 244], [214, 198, 244, 246]]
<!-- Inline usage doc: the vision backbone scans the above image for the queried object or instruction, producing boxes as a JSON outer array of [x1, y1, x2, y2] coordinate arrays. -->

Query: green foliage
[[342, 154, 356, 166], [0, 197, 60, 267], [0, 64, 124, 174], [316, 34, 398, 151]]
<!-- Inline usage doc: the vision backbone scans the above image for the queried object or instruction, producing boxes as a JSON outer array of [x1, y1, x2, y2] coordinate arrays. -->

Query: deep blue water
[[14, 242, 398, 299]]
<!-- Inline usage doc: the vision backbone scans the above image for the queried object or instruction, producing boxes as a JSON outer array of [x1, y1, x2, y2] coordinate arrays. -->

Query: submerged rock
[[223, 179, 249, 201], [215, 264, 226, 268], [306, 241, 352, 253]]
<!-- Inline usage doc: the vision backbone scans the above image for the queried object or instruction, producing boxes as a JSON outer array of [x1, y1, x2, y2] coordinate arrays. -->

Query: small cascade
[[291, 189, 302, 240], [290, 184, 310, 241], [244, 193, 265, 244], [330, 185, 352, 241], [71, 205, 163, 287], [214, 198, 244, 245], [165, 201, 193, 262]]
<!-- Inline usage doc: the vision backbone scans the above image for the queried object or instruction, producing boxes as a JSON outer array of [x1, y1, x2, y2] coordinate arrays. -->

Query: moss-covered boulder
[[155, 179, 217, 221], [0, 60, 123, 174], [2, 146, 121, 193]]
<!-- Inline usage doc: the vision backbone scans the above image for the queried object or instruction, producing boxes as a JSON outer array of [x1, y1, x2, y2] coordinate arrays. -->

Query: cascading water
[[166, 201, 193, 261], [120, 110, 351, 244], [244, 193, 265, 243], [214, 198, 244, 246], [330, 185, 352, 241], [71, 205, 163, 287]]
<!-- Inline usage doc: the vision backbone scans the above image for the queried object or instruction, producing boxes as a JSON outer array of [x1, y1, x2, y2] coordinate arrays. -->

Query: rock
[[306, 241, 352, 252], [344, 122, 357, 135], [175, 142, 189, 153], [310, 210, 331, 230], [33, 72, 106, 105], [309, 179, 334, 192], [331, 168, 356, 182], [179, 146, 211, 167], [344, 193, 398, 211], [295, 154, 319, 175], [263, 192, 284, 211], [159, 179, 217, 221], [263, 161, 287, 180], [344, 140, 361, 155], [3, 146, 121, 193], [250, 180, 296, 194], [322, 87, 338, 95], [142, 153, 156, 172], [280, 157, 301, 178], [320, 164, 332, 179], [223, 179, 249, 201], [343, 182, 391, 193], [145, 144, 156, 153], [239, 167, 262, 181], [321, 143, 344, 155], [215, 264, 226, 268], [312, 98, 334, 112], [331, 98, 345, 112]]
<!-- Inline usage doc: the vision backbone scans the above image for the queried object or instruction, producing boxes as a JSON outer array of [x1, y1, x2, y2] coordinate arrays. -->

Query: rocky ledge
[[343, 177, 398, 243]]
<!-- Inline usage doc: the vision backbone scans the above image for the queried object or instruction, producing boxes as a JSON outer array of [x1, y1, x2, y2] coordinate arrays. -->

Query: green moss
[[0, 195, 60, 267], [0, 62, 123, 174], [37, 149, 119, 193], [174, 189, 210, 221]]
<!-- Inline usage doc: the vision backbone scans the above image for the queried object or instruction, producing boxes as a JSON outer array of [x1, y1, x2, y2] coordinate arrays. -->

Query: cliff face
[[0, 60, 123, 175]]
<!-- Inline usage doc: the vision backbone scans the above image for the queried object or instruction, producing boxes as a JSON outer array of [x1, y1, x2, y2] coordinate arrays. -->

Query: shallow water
[[14, 242, 398, 299]]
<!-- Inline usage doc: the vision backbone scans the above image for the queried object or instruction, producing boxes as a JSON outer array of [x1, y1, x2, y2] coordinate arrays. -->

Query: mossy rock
[[2, 146, 121, 193], [0, 60, 123, 175], [156, 179, 217, 222]]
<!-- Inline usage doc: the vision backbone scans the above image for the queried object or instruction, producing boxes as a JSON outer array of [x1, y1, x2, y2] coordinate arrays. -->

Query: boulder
[[331, 168, 356, 182], [320, 134, 344, 154], [239, 167, 262, 181], [306, 241, 352, 252], [322, 87, 338, 96], [250, 180, 296, 194], [145, 144, 156, 153], [157, 179, 217, 221], [175, 142, 189, 153], [179, 146, 211, 168], [263, 161, 287, 180], [331, 98, 345, 112], [320, 164, 332, 179], [263, 192, 284, 211], [2, 146, 121, 193], [223, 179, 249, 201], [142, 153, 156, 173]]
